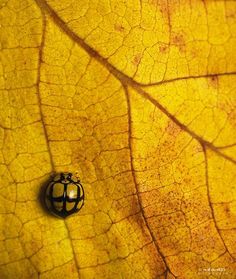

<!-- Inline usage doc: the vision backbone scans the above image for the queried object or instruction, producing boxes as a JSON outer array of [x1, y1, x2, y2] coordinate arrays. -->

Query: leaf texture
[[0, 0, 236, 278]]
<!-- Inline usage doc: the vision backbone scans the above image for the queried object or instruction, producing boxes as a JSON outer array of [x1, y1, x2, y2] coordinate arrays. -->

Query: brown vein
[[35, 0, 236, 166], [132, 84, 236, 165], [202, 144, 234, 259], [35, 7, 80, 279], [35, 11, 55, 172], [140, 72, 236, 87], [124, 86, 176, 278], [64, 221, 81, 278], [34, 0, 236, 88]]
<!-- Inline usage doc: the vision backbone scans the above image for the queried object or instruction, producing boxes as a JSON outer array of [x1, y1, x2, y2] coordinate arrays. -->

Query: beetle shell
[[45, 173, 84, 218]]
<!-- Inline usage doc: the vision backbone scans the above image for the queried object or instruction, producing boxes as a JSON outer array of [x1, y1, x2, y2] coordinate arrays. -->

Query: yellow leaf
[[0, 0, 236, 278]]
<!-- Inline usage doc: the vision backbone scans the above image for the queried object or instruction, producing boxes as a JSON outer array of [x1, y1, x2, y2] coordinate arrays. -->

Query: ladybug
[[44, 173, 84, 218]]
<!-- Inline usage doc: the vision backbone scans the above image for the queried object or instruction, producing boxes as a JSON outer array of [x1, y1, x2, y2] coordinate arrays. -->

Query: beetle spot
[[132, 53, 142, 66], [208, 75, 219, 89], [114, 24, 125, 32], [172, 32, 186, 53]]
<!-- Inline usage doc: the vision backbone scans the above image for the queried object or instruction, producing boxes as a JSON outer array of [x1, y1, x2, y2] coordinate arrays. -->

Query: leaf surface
[[0, 0, 236, 278]]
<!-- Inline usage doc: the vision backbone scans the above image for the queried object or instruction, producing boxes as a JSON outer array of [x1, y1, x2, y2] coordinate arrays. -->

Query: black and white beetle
[[45, 173, 84, 218]]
